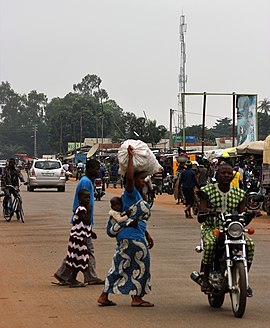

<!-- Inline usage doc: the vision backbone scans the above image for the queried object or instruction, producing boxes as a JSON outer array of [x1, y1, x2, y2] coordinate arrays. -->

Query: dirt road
[[0, 180, 269, 328]]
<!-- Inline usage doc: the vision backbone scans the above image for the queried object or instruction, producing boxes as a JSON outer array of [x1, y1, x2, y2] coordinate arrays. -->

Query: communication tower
[[177, 14, 187, 143]]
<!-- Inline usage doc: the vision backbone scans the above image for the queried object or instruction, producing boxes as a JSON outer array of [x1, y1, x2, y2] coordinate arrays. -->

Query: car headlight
[[227, 221, 243, 238]]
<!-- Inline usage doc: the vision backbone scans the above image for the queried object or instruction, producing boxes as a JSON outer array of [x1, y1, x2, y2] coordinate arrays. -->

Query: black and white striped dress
[[66, 206, 91, 272]]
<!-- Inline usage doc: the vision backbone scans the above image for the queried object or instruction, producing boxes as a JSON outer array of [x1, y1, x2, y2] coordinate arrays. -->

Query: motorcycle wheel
[[208, 292, 225, 308], [230, 262, 247, 318], [262, 197, 270, 215], [246, 193, 261, 211], [148, 196, 154, 208]]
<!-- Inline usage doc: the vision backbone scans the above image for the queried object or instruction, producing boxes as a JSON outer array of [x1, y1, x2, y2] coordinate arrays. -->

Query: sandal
[[98, 300, 117, 307], [69, 281, 86, 288], [131, 301, 154, 307], [51, 281, 70, 286], [53, 274, 69, 285]]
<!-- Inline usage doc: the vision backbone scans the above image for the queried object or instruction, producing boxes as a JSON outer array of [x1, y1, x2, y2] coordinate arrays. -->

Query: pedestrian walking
[[179, 160, 200, 219], [65, 189, 92, 287], [97, 145, 154, 307], [53, 159, 104, 286]]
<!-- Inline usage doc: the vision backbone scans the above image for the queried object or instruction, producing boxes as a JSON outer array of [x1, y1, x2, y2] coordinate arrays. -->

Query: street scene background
[[0, 179, 269, 328]]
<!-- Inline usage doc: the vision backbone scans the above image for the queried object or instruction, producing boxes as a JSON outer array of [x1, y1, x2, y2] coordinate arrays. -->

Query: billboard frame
[[180, 92, 258, 155]]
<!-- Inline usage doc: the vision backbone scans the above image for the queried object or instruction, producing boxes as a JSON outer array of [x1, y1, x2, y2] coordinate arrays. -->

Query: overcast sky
[[1, 0, 269, 130]]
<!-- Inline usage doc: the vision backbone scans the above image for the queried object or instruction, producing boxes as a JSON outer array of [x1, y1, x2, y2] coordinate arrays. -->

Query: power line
[[185, 111, 224, 119]]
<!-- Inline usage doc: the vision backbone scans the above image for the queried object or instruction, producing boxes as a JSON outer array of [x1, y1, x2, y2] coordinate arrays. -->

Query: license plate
[[225, 240, 246, 245], [42, 172, 54, 176]]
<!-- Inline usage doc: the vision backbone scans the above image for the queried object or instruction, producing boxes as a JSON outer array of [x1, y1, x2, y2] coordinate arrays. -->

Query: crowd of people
[[0, 149, 263, 307]]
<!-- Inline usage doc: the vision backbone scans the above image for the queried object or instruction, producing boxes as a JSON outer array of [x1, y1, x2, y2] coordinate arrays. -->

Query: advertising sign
[[236, 95, 257, 145], [68, 142, 81, 152], [75, 153, 87, 165], [172, 136, 196, 143]]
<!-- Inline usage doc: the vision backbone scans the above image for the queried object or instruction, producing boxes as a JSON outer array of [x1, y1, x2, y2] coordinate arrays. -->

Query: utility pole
[[201, 93, 207, 156], [232, 92, 236, 147], [59, 115, 63, 154], [178, 13, 187, 150], [33, 124, 37, 158], [80, 114, 83, 150], [169, 109, 173, 150]]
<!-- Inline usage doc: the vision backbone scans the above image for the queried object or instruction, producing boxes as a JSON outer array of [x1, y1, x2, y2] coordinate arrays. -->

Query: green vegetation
[[0, 75, 167, 158], [1, 75, 269, 158]]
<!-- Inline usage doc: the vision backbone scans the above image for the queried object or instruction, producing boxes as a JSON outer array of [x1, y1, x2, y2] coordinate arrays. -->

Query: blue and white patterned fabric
[[104, 186, 152, 296], [104, 239, 151, 296]]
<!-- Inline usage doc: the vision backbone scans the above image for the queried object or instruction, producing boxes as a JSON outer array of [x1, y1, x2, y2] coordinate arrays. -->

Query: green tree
[[73, 74, 102, 96], [210, 117, 233, 137], [258, 98, 270, 115]]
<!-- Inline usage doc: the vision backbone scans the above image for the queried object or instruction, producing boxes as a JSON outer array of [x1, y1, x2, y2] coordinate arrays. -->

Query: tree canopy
[[1, 76, 269, 159], [0, 75, 167, 158]]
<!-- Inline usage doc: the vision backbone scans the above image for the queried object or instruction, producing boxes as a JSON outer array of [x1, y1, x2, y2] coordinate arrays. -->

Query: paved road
[[0, 180, 269, 328]]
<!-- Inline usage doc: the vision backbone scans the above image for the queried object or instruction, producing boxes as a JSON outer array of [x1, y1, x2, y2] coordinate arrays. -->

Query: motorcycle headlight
[[227, 222, 243, 238]]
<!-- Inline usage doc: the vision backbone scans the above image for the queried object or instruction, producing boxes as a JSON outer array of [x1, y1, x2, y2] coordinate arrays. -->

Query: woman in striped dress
[[66, 189, 92, 287]]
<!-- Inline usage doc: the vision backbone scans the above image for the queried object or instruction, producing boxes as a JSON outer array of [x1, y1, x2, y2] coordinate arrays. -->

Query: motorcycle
[[103, 170, 110, 188], [191, 191, 255, 318], [163, 173, 174, 195], [142, 176, 156, 208], [77, 168, 83, 180], [245, 169, 261, 211], [93, 178, 105, 201], [64, 170, 72, 181], [247, 192, 270, 215]]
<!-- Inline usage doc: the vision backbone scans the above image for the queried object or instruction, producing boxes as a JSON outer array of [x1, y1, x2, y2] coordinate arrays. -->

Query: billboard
[[236, 95, 257, 145], [68, 142, 81, 152], [172, 136, 196, 143]]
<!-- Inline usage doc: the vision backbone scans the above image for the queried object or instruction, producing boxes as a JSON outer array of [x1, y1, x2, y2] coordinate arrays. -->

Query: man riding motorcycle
[[198, 162, 255, 297], [1, 158, 27, 216]]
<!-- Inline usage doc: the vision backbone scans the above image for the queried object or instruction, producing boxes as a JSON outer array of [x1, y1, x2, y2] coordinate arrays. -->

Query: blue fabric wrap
[[70, 176, 94, 226], [115, 187, 147, 241]]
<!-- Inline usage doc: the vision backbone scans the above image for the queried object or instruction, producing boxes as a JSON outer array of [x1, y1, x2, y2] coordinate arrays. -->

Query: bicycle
[[2, 184, 24, 223]]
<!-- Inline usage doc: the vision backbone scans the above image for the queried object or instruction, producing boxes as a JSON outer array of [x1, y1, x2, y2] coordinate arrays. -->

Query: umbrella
[[222, 147, 237, 157], [220, 150, 230, 158]]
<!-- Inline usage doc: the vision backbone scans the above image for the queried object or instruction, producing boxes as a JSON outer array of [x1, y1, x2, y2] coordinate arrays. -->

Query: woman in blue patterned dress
[[97, 145, 154, 307]]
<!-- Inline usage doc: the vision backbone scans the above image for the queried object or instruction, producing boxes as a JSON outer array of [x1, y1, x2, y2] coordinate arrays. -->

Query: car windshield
[[34, 161, 61, 170]]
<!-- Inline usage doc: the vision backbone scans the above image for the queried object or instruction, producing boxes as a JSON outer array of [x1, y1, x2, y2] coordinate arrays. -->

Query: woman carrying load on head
[[97, 145, 154, 307]]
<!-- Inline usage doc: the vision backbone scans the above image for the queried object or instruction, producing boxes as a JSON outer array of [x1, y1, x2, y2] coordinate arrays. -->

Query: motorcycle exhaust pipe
[[190, 271, 204, 287]]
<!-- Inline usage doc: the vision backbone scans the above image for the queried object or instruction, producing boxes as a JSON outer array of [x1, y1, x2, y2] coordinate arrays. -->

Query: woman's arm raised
[[125, 145, 135, 193]]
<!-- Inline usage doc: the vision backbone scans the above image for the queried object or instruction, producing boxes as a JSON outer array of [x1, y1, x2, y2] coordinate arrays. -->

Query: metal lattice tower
[[177, 14, 187, 138]]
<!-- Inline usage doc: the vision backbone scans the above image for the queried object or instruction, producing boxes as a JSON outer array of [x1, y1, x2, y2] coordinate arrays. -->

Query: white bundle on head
[[118, 139, 162, 176]]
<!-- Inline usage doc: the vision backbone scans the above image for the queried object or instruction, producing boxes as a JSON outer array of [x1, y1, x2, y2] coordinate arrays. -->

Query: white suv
[[27, 159, 66, 192]]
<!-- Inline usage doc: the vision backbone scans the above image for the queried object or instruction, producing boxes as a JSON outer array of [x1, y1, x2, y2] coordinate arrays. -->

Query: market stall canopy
[[204, 147, 237, 160], [87, 144, 99, 159], [263, 135, 270, 164], [236, 140, 265, 155]]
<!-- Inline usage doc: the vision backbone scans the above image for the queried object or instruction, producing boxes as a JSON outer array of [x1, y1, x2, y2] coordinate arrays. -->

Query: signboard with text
[[67, 142, 81, 152]]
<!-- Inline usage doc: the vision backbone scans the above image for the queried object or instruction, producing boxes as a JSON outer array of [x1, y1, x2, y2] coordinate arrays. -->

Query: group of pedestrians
[[53, 145, 154, 307], [1, 152, 257, 306]]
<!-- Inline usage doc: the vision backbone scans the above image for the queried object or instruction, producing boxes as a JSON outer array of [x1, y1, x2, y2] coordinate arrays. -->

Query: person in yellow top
[[230, 169, 243, 189]]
